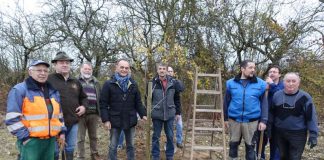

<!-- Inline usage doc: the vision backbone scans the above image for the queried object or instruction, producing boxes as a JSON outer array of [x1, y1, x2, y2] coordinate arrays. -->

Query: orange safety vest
[[21, 96, 63, 138]]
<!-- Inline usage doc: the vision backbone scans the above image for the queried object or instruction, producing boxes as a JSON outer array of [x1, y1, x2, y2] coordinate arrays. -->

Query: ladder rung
[[195, 109, 222, 113], [189, 119, 214, 122], [192, 132, 213, 136], [194, 104, 215, 107], [197, 73, 221, 77], [196, 90, 221, 94], [194, 127, 223, 132], [192, 145, 223, 151]]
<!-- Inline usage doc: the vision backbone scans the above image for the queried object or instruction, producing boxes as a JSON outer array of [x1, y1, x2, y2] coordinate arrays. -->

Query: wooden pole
[[146, 82, 153, 160]]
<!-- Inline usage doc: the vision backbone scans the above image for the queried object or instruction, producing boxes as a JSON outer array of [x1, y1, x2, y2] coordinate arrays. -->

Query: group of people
[[224, 60, 319, 160], [5, 51, 185, 160], [5, 52, 319, 160]]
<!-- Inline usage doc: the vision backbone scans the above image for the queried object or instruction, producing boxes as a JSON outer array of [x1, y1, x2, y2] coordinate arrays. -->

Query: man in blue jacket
[[6, 60, 66, 160], [257, 65, 284, 160], [223, 60, 268, 160]]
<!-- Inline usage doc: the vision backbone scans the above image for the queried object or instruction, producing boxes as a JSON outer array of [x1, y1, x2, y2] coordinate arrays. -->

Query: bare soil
[[0, 119, 323, 160]]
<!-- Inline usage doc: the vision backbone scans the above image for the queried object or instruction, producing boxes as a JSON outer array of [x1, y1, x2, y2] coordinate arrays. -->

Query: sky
[[0, 0, 42, 14]]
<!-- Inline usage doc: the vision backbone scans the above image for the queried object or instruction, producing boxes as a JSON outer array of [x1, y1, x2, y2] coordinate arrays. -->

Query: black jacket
[[100, 75, 146, 129]]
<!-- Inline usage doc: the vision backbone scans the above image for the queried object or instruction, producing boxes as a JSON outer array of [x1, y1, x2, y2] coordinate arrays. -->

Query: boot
[[62, 151, 74, 160], [245, 143, 256, 160], [66, 151, 74, 160], [229, 141, 240, 159]]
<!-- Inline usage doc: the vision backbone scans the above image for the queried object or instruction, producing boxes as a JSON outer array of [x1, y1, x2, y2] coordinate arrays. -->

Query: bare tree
[[42, 0, 117, 77]]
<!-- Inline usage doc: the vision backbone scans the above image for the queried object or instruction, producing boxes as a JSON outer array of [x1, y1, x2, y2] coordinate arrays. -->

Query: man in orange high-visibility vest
[[6, 60, 66, 160]]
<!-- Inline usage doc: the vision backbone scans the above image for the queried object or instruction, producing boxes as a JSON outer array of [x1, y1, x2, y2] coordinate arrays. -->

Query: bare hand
[[175, 115, 180, 121], [266, 77, 273, 84], [76, 105, 86, 116], [142, 116, 147, 121], [224, 121, 229, 133], [104, 121, 111, 130], [258, 122, 267, 131]]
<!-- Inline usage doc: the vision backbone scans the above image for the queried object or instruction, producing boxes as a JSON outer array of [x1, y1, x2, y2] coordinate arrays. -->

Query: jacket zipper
[[241, 84, 247, 122]]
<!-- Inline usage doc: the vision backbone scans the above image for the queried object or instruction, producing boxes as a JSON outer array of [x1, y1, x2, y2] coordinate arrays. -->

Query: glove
[[308, 137, 317, 149]]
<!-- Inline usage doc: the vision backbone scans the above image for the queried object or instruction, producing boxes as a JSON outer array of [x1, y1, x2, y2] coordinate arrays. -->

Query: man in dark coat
[[100, 59, 147, 160]]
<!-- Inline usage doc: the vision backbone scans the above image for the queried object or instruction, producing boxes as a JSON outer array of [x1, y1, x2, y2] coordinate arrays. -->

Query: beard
[[82, 73, 92, 79]]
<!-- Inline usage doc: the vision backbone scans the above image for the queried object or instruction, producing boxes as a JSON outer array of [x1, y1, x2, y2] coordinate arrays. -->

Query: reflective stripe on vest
[[7, 121, 24, 132], [22, 96, 63, 137]]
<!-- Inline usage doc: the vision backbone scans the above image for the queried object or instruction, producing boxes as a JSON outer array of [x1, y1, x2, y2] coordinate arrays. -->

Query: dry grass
[[0, 120, 323, 160]]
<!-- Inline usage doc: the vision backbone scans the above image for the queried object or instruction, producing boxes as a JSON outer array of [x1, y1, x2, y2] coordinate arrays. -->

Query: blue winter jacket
[[224, 75, 268, 123]]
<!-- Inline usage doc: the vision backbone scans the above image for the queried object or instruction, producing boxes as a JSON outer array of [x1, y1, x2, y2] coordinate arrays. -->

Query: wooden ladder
[[189, 68, 227, 160]]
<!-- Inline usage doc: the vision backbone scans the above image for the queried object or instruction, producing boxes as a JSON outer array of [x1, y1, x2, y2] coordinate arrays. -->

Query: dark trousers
[[256, 130, 280, 160], [275, 129, 307, 160]]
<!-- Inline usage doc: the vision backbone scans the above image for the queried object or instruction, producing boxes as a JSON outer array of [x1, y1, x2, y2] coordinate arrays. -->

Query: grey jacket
[[151, 75, 181, 121]]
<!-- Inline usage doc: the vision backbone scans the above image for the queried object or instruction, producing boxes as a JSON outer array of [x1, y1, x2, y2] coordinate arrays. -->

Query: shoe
[[91, 153, 103, 160], [176, 143, 183, 149], [117, 145, 123, 150]]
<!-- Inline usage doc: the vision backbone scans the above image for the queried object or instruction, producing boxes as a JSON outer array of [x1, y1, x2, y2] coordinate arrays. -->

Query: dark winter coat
[[100, 75, 146, 129]]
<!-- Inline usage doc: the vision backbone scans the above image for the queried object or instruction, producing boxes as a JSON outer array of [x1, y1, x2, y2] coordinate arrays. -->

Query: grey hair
[[81, 61, 93, 68], [156, 62, 168, 68], [283, 72, 300, 82]]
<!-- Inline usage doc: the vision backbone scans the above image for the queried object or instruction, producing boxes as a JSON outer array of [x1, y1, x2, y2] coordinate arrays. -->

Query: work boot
[[91, 153, 103, 160], [229, 141, 240, 159], [176, 143, 183, 149], [245, 143, 256, 160]]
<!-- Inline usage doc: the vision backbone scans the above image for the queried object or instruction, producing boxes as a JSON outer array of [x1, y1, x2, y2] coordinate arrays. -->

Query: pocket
[[109, 110, 121, 126], [129, 111, 138, 126], [22, 138, 33, 146], [152, 104, 161, 110], [168, 105, 176, 116]]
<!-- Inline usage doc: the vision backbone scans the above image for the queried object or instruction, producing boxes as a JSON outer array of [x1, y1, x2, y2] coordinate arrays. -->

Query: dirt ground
[[0, 119, 323, 160]]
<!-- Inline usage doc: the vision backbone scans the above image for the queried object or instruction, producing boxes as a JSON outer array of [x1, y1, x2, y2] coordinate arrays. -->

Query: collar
[[234, 73, 258, 83]]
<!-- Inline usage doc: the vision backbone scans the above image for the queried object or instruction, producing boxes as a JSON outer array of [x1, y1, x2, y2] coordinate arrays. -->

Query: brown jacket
[[48, 73, 88, 127]]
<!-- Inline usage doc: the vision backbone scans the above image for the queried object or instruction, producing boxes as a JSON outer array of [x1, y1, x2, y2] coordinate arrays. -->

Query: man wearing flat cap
[[48, 51, 88, 160], [6, 60, 66, 160]]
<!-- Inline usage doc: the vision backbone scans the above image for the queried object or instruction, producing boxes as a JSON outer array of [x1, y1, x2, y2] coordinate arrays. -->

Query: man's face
[[241, 62, 255, 78], [29, 64, 49, 83], [268, 67, 280, 82], [116, 60, 130, 77], [54, 60, 71, 75], [157, 65, 167, 78], [80, 64, 93, 79], [167, 67, 174, 77], [284, 74, 300, 94]]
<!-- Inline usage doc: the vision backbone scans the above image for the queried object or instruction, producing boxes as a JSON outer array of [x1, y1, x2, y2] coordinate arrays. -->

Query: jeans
[[175, 115, 183, 144], [118, 130, 125, 146], [77, 114, 100, 159], [152, 118, 175, 160], [55, 123, 79, 158], [108, 127, 135, 160]]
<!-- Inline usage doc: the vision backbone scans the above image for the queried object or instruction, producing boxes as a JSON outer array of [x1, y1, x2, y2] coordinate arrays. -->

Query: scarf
[[114, 73, 130, 93]]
